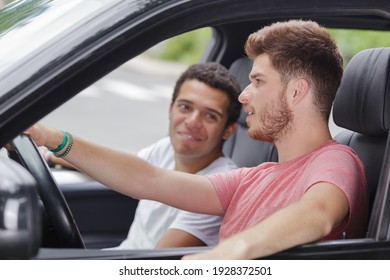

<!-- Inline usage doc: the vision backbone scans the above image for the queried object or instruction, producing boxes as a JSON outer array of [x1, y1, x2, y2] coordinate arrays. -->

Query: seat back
[[333, 47, 390, 237], [223, 58, 278, 167]]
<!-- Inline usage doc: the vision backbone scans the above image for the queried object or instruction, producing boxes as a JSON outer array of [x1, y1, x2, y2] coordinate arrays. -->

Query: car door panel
[[54, 169, 138, 249]]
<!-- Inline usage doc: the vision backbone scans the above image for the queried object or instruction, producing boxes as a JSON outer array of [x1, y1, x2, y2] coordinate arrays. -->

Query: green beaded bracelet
[[49, 131, 68, 153], [55, 132, 73, 158]]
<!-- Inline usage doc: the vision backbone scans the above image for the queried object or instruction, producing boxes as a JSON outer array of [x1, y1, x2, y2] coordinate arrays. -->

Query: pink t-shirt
[[208, 140, 368, 241]]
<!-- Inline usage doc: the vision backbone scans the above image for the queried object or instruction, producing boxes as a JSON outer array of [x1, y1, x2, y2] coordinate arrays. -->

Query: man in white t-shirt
[[115, 62, 241, 248]]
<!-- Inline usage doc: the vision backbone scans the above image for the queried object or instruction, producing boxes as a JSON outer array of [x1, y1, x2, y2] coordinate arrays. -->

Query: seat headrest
[[333, 48, 390, 136], [229, 57, 253, 126]]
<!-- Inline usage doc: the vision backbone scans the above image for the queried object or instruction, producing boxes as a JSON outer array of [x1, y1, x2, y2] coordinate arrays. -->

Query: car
[[0, 0, 390, 260]]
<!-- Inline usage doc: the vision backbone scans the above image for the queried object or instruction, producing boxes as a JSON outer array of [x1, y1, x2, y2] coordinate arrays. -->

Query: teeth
[[181, 132, 201, 141]]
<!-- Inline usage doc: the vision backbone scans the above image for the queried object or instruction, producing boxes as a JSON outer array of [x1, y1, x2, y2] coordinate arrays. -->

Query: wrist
[[49, 131, 68, 153], [46, 129, 66, 150], [48, 130, 74, 159]]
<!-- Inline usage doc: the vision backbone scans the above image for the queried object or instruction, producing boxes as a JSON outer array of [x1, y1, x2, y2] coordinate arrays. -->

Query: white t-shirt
[[116, 137, 237, 249]]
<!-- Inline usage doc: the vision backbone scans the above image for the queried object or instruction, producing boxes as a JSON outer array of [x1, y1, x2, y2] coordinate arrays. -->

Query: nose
[[185, 111, 202, 129], [238, 85, 252, 104]]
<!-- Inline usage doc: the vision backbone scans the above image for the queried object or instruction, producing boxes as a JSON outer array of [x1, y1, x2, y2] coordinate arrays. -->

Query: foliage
[[0, 0, 52, 36], [151, 28, 390, 66], [330, 29, 390, 64], [146, 28, 212, 65]]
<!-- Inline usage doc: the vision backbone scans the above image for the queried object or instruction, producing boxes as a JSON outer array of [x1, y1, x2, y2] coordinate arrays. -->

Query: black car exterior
[[0, 0, 390, 259]]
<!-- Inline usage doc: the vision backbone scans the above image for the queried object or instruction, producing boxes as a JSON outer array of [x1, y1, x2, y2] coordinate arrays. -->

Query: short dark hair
[[245, 20, 343, 120], [172, 62, 241, 127]]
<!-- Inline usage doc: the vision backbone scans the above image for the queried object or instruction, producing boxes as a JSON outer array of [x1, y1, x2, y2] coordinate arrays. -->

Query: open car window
[[39, 28, 212, 154], [40, 27, 390, 153]]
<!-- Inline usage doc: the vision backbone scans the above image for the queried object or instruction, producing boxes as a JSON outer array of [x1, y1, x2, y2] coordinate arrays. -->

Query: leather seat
[[333, 47, 390, 236]]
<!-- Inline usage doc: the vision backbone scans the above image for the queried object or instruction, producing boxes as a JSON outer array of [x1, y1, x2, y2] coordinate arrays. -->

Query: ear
[[222, 123, 237, 140], [287, 78, 309, 105]]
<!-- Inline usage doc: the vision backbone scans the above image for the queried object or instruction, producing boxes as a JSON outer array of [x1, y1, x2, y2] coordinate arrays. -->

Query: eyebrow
[[176, 99, 224, 117], [249, 72, 266, 80]]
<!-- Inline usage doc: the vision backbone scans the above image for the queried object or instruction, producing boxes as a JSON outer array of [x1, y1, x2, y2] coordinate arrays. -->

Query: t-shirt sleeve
[[169, 211, 223, 246], [304, 147, 367, 237], [207, 168, 245, 212], [305, 148, 366, 199]]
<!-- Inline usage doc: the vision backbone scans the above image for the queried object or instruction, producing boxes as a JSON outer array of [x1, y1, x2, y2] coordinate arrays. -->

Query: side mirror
[[0, 157, 41, 259]]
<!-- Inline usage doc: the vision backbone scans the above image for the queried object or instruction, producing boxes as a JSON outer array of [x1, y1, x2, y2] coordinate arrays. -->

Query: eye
[[177, 103, 191, 111], [205, 113, 218, 122], [255, 78, 263, 85], [250, 76, 264, 87]]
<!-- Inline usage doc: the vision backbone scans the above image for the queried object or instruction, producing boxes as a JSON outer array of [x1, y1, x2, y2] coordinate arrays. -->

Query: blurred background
[[1, 0, 390, 154]]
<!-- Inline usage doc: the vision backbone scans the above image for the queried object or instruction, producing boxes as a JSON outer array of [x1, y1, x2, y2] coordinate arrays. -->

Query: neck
[[174, 150, 223, 173], [275, 119, 332, 163]]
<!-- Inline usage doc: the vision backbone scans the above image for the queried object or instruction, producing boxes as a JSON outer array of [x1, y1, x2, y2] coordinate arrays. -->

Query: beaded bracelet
[[54, 132, 74, 158], [49, 130, 68, 153]]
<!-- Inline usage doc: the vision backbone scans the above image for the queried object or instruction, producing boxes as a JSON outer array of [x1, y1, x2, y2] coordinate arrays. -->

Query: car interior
[[2, 0, 389, 259], [60, 45, 390, 255], [43, 44, 390, 256], [333, 47, 390, 240]]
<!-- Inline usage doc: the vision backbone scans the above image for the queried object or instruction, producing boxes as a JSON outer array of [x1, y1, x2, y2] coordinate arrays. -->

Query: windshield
[[0, 0, 170, 100], [0, 0, 113, 71]]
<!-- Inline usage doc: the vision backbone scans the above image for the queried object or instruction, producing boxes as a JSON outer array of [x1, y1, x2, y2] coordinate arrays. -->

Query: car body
[[0, 0, 390, 259]]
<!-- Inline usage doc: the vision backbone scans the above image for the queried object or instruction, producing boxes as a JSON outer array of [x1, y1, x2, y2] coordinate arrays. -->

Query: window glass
[[41, 27, 390, 151], [328, 28, 390, 136], [41, 28, 212, 154]]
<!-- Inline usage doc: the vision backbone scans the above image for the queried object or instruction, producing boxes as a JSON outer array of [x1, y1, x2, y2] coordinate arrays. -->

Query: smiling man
[[111, 62, 242, 249], [23, 20, 367, 259]]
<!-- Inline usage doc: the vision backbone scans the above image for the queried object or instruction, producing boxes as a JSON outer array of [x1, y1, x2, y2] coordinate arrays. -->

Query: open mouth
[[178, 131, 203, 141], [245, 109, 254, 123]]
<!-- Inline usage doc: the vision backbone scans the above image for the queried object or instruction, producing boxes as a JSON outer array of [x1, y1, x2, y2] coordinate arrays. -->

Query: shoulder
[[317, 140, 356, 156], [304, 140, 367, 192], [311, 140, 364, 172], [137, 137, 174, 167], [197, 156, 238, 175]]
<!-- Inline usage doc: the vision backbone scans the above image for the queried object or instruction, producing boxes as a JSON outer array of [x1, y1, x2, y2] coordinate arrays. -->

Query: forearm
[[184, 183, 349, 260], [223, 200, 332, 259], [156, 229, 206, 248], [66, 138, 222, 214], [63, 135, 158, 198], [27, 124, 222, 214], [26, 124, 163, 198]]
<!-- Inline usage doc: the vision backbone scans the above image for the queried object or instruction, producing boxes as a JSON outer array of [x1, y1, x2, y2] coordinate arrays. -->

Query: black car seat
[[223, 58, 278, 167], [333, 47, 390, 238]]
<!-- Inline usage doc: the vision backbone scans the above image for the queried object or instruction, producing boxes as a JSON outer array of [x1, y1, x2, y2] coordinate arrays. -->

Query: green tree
[[0, 0, 52, 36], [147, 28, 212, 65], [330, 29, 390, 64], [151, 27, 390, 66]]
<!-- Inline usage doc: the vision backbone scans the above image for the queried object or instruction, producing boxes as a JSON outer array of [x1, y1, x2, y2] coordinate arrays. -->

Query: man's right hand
[[24, 124, 64, 150]]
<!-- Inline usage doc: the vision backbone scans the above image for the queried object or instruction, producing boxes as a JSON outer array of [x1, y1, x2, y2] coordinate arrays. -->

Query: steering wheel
[[10, 134, 85, 248]]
